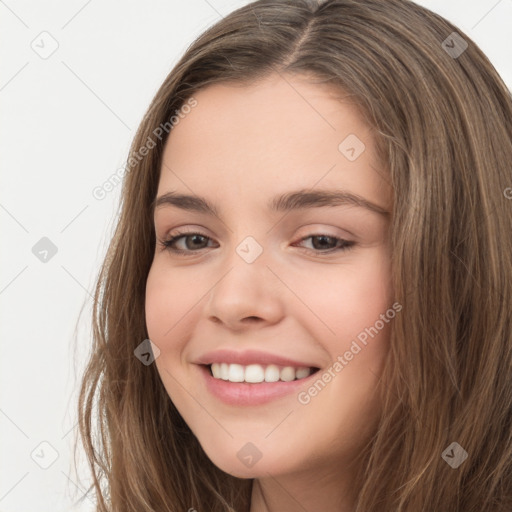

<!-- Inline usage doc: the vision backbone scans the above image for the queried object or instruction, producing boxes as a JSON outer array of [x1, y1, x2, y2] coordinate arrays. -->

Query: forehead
[[158, 73, 391, 211]]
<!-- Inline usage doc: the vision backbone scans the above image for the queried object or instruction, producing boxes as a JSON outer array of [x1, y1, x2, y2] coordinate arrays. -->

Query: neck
[[249, 463, 358, 512]]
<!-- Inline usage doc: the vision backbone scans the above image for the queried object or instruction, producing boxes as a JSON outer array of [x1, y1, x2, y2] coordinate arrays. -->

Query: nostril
[[243, 316, 261, 323]]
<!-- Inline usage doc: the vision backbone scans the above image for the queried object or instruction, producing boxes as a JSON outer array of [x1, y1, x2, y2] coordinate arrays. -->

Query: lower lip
[[198, 364, 318, 406]]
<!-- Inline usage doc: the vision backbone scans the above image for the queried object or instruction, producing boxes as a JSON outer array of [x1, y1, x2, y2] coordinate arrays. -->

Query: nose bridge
[[203, 232, 284, 327], [234, 234, 265, 266], [214, 231, 271, 302]]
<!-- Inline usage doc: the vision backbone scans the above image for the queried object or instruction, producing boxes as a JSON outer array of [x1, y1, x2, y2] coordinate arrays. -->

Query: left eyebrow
[[153, 188, 390, 218], [269, 189, 390, 216]]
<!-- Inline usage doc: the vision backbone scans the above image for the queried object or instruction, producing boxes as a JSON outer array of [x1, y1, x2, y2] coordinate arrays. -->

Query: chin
[[204, 452, 280, 479], [195, 433, 306, 480]]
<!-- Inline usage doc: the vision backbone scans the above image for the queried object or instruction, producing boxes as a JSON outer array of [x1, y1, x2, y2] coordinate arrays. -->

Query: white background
[[1, 1, 511, 510]]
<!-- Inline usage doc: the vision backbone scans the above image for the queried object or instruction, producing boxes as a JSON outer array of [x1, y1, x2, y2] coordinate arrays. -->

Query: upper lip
[[195, 349, 319, 368]]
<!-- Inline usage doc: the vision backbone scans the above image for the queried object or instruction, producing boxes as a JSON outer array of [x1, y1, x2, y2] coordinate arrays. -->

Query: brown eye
[[159, 232, 215, 254], [294, 235, 356, 254]]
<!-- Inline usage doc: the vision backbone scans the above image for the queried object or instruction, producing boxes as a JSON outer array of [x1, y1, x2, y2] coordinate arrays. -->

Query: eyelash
[[157, 230, 356, 256]]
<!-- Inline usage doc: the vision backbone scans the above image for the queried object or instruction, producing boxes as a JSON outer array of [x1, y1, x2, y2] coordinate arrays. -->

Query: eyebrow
[[153, 189, 390, 218]]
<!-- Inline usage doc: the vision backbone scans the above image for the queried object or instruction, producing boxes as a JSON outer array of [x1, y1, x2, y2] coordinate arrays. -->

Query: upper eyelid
[[157, 221, 357, 238]]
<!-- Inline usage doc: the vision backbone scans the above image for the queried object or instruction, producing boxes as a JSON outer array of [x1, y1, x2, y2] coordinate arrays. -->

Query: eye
[[158, 231, 215, 255], [293, 234, 356, 254], [158, 231, 356, 256]]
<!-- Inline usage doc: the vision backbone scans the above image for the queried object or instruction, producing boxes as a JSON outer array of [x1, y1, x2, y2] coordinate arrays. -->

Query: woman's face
[[145, 72, 394, 482]]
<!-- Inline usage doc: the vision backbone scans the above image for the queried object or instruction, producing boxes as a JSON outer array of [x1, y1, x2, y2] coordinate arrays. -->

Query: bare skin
[[145, 72, 394, 512]]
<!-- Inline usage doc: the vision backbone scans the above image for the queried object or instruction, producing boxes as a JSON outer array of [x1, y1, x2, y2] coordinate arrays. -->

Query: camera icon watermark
[[30, 31, 59, 60], [32, 237, 58, 263], [236, 236, 263, 264], [338, 134, 366, 161], [134, 339, 161, 366], [31, 441, 59, 469], [442, 32, 468, 59], [237, 442, 263, 468], [441, 441, 468, 469]]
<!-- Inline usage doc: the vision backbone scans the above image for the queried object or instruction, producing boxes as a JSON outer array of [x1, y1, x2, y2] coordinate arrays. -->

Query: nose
[[203, 254, 285, 331]]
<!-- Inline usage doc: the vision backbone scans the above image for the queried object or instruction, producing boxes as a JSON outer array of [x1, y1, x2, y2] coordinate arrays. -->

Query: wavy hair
[[76, 0, 512, 510]]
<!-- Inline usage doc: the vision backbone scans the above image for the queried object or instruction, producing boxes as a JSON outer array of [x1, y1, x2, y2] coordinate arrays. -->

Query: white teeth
[[209, 363, 313, 383], [295, 367, 311, 379], [220, 363, 229, 380], [280, 366, 296, 382], [228, 363, 245, 382], [245, 364, 265, 383], [264, 364, 280, 382], [211, 363, 221, 378]]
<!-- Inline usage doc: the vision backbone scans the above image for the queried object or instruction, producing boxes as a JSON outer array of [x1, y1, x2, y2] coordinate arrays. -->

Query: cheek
[[289, 250, 393, 344], [144, 262, 197, 354], [340, 262, 393, 338], [145, 266, 169, 342], [145, 263, 199, 411], [289, 259, 393, 455]]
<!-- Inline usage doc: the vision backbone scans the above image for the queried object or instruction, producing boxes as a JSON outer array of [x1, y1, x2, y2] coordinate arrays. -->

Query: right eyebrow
[[153, 191, 220, 217]]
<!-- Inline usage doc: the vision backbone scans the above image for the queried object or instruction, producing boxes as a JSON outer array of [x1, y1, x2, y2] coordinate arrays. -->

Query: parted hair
[[76, 0, 512, 510]]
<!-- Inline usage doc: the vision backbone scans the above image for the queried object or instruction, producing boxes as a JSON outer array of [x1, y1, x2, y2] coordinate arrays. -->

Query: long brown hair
[[76, 0, 512, 510]]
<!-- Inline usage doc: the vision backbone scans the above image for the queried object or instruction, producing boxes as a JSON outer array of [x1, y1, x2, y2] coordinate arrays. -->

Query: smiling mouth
[[205, 363, 320, 383]]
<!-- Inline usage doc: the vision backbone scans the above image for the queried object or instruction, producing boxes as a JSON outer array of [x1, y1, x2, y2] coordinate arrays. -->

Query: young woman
[[77, 0, 512, 510]]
